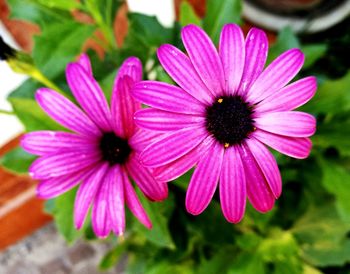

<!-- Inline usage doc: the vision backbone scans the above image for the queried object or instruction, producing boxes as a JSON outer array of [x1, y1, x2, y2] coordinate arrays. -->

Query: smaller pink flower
[[21, 54, 168, 238], [132, 24, 317, 223]]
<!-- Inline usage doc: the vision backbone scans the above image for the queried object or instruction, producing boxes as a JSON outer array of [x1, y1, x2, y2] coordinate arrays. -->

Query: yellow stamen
[[224, 143, 230, 148], [217, 98, 223, 103]]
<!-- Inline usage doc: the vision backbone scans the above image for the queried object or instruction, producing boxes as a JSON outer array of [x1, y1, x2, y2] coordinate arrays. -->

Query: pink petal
[[134, 108, 205, 132], [92, 178, 111, 238], [123, 173, 152, 229], [181, 25, 225, 97], [37, 168, 91, 199], [21, 131, 97, 156], [115, 56, 143, 83], [132, 81, 205, 115], [219, 23, 245, 95], [111, 76, 140, 138], [219, 146, 246, 223], [77, 53, 93, 76], [238, 143, 275, 213], [107, 165, 125, 236], [186, 141, 224, 215], [74, 163, 109, 229], [245, 138, 282, 198], [29, 150, 101, 179], [154, 135, 215, 182], [255, 76, 317, 113], [66, 63, 112, 131], [129, 129, 163, 154], [157, 44, 213, 104], [252, 129, 312, 159], [35, 88, 101, 136], [140, 126, 208, 167], [254, 111, 316, 137], [238, 28, 268, 95], [127, 153, 168, 201], [246, 49, 305, 104]]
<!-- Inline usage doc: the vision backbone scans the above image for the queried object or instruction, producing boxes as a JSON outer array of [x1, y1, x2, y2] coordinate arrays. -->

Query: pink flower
[[21, 54, 168, 237], [132, 24, 316, 223]]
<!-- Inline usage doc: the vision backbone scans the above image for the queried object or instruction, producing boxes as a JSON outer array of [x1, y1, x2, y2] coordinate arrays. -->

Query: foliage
[[1, 0, 350, 273]]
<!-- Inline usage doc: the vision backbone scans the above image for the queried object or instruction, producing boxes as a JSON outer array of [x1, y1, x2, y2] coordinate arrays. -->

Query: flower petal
[[124, 174, 152, 229], [219, 23, 245, 95], [111, 76, 140, 138], [153, 136, 214, 182], [21, 131, 97, 156], [245, 138, 282, 198], [252, 129, 312, 159], [92, 179, 111, 238], [238, 28, 268, 95], [116, 56, 143, 82], [255, 76, 317, 113], [140, 126, 207, 167], [132, 81, 205, 115], [74, 163, 109, 229], [29, 150, 101, 179], [37, 168, 91, 199], [127, 153, 168, 201], [66, 63, 112, 131], [238, 143, 275, 213], [157, 44, 213, 104], [219, 146, 246, 223], [35, 88, 101, 136], [186, 141, 224, 215], [254, 111, 316, 137], [181, 25, 225, 97], [107, 165, 125, 236], [77, 53, 93, 76], [246, 49, 305, 104], [134, 108, 205, 132], [129, 129, 163, 154]]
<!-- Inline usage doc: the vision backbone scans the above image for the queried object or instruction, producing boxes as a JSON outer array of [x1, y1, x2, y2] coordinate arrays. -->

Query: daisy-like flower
[[132, 24, 316, 223], [21, 54, 168, 237]]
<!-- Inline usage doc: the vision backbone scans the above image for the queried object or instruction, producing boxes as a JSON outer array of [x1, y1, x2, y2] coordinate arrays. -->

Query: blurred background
[[0, 0, 350, 273]]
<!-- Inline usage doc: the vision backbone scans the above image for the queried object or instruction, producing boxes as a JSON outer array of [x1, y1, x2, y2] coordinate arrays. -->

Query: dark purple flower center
[[99, 132, 131, 165], [0, 36, 15, 61], [205, 95, 255, 147]]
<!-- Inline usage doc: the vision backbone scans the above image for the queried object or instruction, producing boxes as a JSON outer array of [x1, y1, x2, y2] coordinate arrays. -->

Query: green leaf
[[203, 0, 241, 43], [0, 147, 36, 174], [319, 158, 350, 222], [8, 79, 40, 99], [197, 246, 237, 274], [302, 240, 350, 268], [123, 13, 175, 62], [99, 242, 128, 270], [291, 205, 350, 267], [36, 0, 82, 11], [8, 97, 64, 131], [7, 0, 71, 28], [267, 27, 300, 64], [301, 71, 350, 114], [258, 230, 299, 262], [52, 187, 81, 243], [302, 44, 327, 69], [311, 111, 350, 155], [134, 190, 175, 249], [228, 252, 265, 274], [33, 21, 96, 78], [180, 1, 201, 27]]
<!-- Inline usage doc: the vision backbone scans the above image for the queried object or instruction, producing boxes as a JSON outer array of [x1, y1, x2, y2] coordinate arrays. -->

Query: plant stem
[[0, 109, 14, 115]]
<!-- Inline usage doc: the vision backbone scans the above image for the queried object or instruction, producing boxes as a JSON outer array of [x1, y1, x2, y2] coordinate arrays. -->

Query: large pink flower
[[132, 24, 316, 223], [21, 54, 168, 237]]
